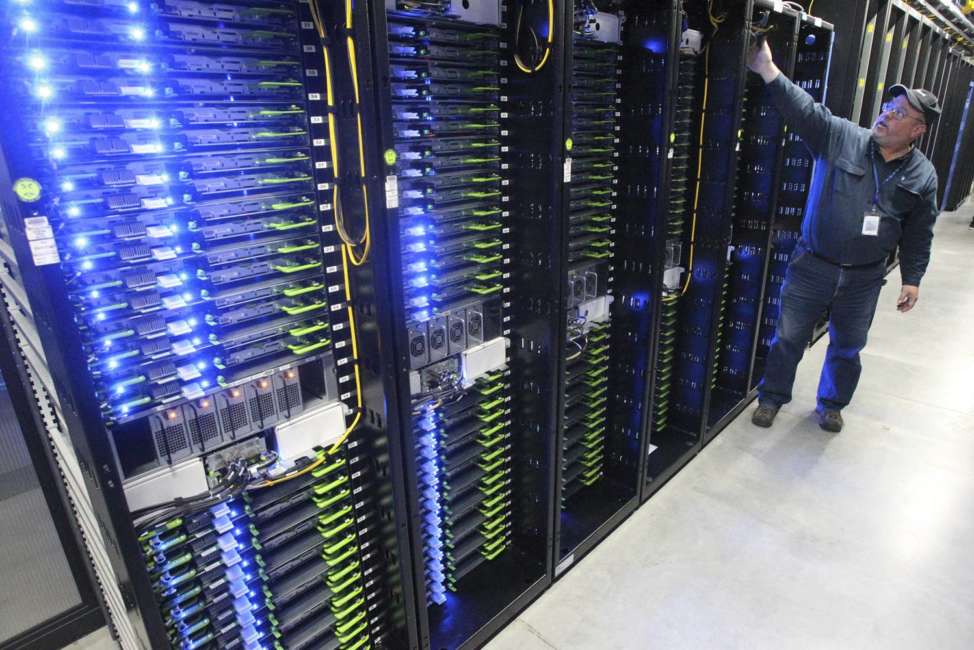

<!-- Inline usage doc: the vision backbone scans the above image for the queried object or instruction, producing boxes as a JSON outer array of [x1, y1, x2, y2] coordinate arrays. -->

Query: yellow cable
[[680, 6, 717, 297], [514, 0, 555, 74]]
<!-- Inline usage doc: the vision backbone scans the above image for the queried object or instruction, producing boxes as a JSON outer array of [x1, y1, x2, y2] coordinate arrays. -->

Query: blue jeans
[[758, 242, 886, 411]]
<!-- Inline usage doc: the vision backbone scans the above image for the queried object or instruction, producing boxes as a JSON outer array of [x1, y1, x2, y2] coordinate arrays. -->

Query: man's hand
[[746, 36, 780, 84], [897, 285, 919, 312]]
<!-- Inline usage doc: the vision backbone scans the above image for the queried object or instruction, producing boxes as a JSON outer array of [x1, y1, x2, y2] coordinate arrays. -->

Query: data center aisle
[[488, 207, 974, 650]]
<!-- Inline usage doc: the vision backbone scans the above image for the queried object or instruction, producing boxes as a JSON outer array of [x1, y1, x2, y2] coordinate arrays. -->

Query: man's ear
[[913, 123, 928, 140]]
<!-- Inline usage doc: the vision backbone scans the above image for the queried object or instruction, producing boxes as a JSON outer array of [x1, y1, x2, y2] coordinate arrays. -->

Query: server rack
[[751, 11, 835, 383], [361, 1, 560, 647], [640, 0, 752, 498], [705, 1, 799, 440], [0, 1, 415, 648]]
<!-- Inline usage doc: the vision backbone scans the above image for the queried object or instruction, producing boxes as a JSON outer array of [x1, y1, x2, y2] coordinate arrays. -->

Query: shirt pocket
[[832, 158, 867, 201], [888, 181, 920, 220]]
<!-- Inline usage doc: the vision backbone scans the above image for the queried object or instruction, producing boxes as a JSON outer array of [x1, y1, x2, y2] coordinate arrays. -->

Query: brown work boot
[[751, 402, 780, 428], [816, 408, 843, 432]]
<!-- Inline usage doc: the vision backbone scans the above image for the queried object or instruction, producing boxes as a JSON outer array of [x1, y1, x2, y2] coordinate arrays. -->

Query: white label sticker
[[308, 93, 322, 101], [312, 138, 326, 147], [385, 175, 400, 209], [667, 148, 674, 159], [24, 217, 52, 241], [814, 17, 822, 27], [862, 214, 880, 236], [310, 115, 324, 124], [563, 157, 572, 183], [28, 238, 60, 265]]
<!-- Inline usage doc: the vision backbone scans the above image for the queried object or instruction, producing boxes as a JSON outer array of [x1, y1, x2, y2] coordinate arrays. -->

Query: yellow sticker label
[[383, 148, 397, 166], [669, 133, 676, 144], [13, 178, 41, 203], [565, 138, 573, 151]]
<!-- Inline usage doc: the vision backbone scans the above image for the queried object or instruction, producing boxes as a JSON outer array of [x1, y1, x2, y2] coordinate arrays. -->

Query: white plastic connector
[[124, 458, 208, 512], [663, 265, 685, 291], [680, 29, 705, 55], [577, 294, 614, 329], [273, 401, 346, 467], [461, 337, 509, 387]]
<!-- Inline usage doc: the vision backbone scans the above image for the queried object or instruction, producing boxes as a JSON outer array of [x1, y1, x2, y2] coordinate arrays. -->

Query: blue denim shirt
[[767, 74, 939, 286]]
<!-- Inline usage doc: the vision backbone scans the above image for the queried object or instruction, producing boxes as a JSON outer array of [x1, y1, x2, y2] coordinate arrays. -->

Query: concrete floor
[[487, 208, 974, 650], [67, 210, 974, 650]]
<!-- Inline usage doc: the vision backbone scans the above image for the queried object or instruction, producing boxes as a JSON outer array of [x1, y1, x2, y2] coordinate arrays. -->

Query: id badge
[[862, 207, 881, 237]]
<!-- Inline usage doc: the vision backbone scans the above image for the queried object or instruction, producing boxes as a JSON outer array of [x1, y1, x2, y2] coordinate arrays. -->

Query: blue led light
[[96, 312, 106, 322], [51, 146, 67, 160], [42, 117, 61, 135], [74, 236, 88, 249], [35, 84, 52, 100], [61, 180, 75, 192], [129, 26, 146, 41], [108, 359, 119, 370], [81, 260, 93, 270], [18, 16, 38, 33], [115, 385, 125, 395], [26, 53, 45, 71], [127, 2, 139, 14], [67, 206, 80, 217]]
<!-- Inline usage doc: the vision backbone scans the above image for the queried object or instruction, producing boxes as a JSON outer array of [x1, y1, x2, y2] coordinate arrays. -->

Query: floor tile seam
[[516, 618, 561, 649]]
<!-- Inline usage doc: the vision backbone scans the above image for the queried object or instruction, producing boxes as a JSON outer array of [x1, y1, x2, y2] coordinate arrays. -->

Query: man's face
[[872, 94, 927, 148]]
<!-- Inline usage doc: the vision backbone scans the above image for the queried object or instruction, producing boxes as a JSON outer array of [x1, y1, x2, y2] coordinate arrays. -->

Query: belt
[[805, 249, 885, 270]]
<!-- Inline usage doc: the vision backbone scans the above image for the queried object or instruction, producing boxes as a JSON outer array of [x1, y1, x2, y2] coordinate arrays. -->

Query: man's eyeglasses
[[880, 101, 925, 124]]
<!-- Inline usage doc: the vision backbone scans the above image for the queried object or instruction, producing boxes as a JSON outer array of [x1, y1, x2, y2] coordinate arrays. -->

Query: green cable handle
[[482, 534, 509, 554], [281, 301, 325, 316], [324, 541, 359, 567], [259, 175, 312, 185], [481, 479, 508, 497], [256, 80, 304, 87], [477, 381, 504, 396], [481, 514, 509, 534], [585, 251, 612, 259], [465, 222, 502, 232], [474, 270, 503, 281], [482, 542, 508, 561], [272, 261, 322, 274], [276, 242, 318, 255], [289, 322, 328, 338], [472, 239, 502, 249], [282, 282, 324, 297], [478, 408, 505, 424], [480, 445, 507, 464], [271, 199, 314, 210], [466, 253, 503, 264], [268, 218, 316, 231], [462, 157, 501, 164], [464, 190, 502, 199], [264, 154, 310, 163], [331, 582, 364, 609], [289, 338, 330, 355], [469, 140, 500, 148], [256, 108, 304, 116], [322, 531, 356, 559], [470, 284, 503, 296], [326, 559, 360, 588], [312, 487, 350, 511], [481, 490, 509, 512], [310, 454, 342, 478], [471, 208, 503, 216], [470, 175, 502, 183], [480, 397, 505, 411], [254, 130, 307, 139], [480, 468, 507, 487], [313, 473, 350, 497], [335, 613, 369, 642], [319, 517, 353, 540], [480, 498, 509, 520], [478, 457, 506, 475]]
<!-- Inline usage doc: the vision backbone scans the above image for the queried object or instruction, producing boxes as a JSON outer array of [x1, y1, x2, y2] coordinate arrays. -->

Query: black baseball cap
[[888, 84, 942, 124]]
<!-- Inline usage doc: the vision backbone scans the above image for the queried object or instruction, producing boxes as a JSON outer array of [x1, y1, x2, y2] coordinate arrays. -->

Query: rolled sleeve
[[898, 178, 939, 286]]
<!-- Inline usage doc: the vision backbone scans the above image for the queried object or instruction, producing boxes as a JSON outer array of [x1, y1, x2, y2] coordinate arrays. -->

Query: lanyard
[[871, 145, 909, 207]]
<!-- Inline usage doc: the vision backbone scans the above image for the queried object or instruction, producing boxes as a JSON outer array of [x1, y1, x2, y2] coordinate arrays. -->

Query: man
[[746, 37, 940, 432]]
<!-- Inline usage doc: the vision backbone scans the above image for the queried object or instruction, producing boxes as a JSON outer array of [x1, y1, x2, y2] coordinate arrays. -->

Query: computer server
[[643, 0, 750, 489], [707, 2, 797, 431], [0, 1, 409, 647], [365, 2, 555, 648], [753, 12, 833, 382]]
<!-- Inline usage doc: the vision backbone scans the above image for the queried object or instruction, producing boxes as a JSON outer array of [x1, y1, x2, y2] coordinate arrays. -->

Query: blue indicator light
[[74, 236, 88, 249], [81, 260, 93, 270], [129, 26, 146, 41], [18, 16, 38, 33], [51, 147, 67, 160], [26, 53, 46, 71], [127, 2, 139, 14]]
